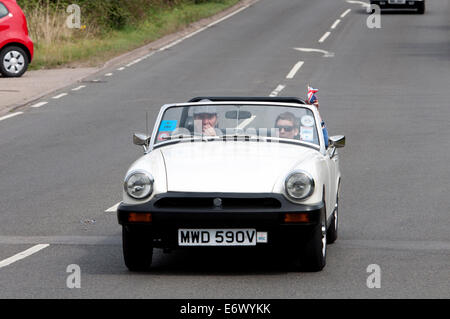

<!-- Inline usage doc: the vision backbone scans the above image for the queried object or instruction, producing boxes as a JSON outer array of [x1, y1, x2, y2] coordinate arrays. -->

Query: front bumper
[[118, 192, 324, 249]]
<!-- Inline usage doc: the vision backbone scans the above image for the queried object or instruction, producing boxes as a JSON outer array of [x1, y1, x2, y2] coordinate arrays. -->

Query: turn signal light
[[284, 213, 310, 223], [128, 213, 152, 223]]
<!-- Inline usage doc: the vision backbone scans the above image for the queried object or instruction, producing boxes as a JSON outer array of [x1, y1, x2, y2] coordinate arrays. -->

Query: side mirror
[[329, 135, 345, 148], [133, 133, 151, 152]]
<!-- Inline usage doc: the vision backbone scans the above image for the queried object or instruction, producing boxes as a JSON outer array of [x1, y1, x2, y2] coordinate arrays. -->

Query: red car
[[0, 0, 33, 77]]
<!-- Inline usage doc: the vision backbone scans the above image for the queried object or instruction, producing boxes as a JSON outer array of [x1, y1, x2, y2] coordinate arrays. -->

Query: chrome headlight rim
[[124, 170, 154, 200], [284, 170, 315, 201]]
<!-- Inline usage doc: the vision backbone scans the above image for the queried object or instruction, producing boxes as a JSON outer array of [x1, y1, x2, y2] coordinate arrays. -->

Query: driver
[[274, 112, 299, 140], [193, 104, 221, 136]]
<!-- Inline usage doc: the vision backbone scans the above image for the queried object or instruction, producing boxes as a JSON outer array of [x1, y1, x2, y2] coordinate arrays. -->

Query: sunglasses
[[275, 125, 295, 132]]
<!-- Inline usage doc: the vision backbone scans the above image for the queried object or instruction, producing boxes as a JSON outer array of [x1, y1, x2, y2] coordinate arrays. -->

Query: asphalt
[[0, 0, 449, 298]]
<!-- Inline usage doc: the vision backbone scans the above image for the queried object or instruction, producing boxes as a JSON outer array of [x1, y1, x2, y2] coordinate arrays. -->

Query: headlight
[[285, 171, 315, 200], [124, 171, 153, 199]]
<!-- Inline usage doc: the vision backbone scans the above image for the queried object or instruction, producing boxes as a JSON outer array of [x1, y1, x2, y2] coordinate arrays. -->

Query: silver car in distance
[[117, 97, 345, 272]]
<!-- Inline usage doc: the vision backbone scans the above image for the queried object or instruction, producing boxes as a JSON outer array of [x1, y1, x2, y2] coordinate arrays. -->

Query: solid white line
[[331, 19, 341, 29], [286, 61, 304, 79], [72, 85, 86, 91], [340, 8, 352, 18], [0, 244, 49, 269], [318, 31, 331, 43], [159, 5, 249, 52], [31, 101, 48, 108], [105, 202, 121, 213], [0, 112, 23, 122], [52, 93, 68, 99], [269, 85, 286, 97]]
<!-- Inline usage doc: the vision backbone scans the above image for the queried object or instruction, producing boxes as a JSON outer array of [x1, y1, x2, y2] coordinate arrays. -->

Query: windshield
[[154, 104, 320, 147]]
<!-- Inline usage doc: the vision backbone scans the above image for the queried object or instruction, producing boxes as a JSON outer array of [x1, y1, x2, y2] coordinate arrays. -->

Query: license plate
[[178, 229, 260, 246], [388, 0, 406, 4]]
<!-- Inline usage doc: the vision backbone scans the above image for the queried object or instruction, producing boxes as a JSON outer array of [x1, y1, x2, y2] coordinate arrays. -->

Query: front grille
[[154, 197, 282, 209]]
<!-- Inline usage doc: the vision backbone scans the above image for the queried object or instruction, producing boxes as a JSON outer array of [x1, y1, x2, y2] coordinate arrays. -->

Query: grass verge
[[28, 0, 241, 70]]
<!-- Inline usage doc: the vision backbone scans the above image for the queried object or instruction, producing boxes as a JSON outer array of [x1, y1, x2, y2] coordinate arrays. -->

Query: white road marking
[[340, 8, 352, 18], [269, 84, 286, 97], [318, 31, 331, 43], [0, 112, 23, 122], [159, 5, 249, 52], [331, 19, 341, 29], [52, 93, 68, 99], [72, 85, 86, 91], [31, 102, 48, 108], [237, 115, 256, 130], [105, 202, 121, 213], [294, 47, 335, 57], [346, 1, 370, 8], [117, 67, 125, 71], [0, 244, 49, 269], [286, 61, 304, 79], [105, 73, 113, 77]]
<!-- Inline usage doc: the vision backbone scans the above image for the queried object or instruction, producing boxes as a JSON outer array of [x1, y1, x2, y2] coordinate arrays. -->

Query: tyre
[[0, 46, 29, 78], [287, 209, 327, 272], [416, 2, 425, 14], [122, 226, 153, 271], [301, 210, 327, 271], [327, 185, 340, 244]]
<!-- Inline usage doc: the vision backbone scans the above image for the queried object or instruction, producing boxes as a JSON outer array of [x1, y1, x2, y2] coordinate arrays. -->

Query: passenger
[[193, 104, 221, 136], [274, 112, 299, 140]]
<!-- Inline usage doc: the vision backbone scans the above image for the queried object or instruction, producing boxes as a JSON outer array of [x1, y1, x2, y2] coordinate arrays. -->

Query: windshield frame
[[148, 102, 325, 153]]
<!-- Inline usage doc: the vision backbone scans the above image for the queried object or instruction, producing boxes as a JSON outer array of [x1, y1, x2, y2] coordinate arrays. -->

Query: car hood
[[159, 141, 319, 193]]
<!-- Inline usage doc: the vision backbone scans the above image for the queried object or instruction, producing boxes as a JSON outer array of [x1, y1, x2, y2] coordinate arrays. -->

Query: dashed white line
[[0, 244, 49, 269], [269, 84, 286, 97], [340, 8, 352, 18], [286, 61, 304, 79], [72, 85, 86, 91], [105, 73, 113, 77], [31, 101, 48, 108], [0, 112, 23, 122], [105, 202, 121, 213], [117, 67, 125, 71], [52, 93, 68, 99], [318, 31, 331, 43], [331, 19, 341, 29]]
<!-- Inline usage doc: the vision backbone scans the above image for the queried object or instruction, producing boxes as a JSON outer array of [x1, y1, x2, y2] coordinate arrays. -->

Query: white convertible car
[[117, 97, 345, 271]]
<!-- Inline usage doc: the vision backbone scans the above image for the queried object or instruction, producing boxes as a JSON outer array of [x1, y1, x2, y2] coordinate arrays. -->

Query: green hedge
[[19, 0, 228, 31]]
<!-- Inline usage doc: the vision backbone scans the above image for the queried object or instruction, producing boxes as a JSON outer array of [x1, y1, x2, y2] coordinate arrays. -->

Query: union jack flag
[[307, 85, 318, 104]]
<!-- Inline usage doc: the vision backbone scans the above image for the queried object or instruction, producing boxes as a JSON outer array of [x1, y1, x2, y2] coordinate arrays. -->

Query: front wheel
[[0, 46, 29, 78], [122, 226, 153, 271], [327, 187, 340, 244], [288, 210, 327, 272], [301, 211, 327, 271]]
